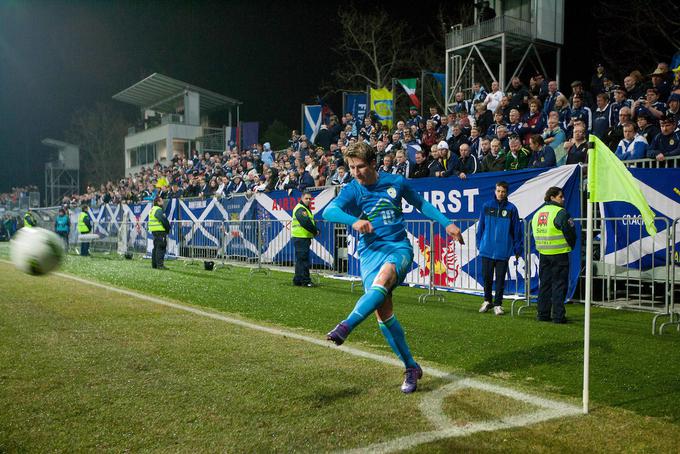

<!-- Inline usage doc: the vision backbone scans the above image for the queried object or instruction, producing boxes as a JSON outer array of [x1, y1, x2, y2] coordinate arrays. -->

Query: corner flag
[[587, 135, 656, 235]]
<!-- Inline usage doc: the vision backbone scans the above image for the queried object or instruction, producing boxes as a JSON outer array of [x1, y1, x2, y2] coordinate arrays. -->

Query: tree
[[325, 5, 413, 91], [64, 103, 128, 188]]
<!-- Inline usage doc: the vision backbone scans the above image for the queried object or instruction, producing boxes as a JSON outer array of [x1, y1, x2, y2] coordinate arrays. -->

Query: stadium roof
[[112, 73, 242, 113]]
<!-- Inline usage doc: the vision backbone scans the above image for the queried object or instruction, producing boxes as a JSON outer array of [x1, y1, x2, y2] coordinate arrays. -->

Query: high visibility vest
[[531, 204, 571, 255], [148, 205, 165, 232], [291, 203, 315, 239], [23, 213, 36, 228], [77, 212, 91, 233]]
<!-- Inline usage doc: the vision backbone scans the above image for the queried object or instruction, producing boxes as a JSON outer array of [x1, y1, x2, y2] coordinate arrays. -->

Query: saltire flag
[[398, 78, 420, 109], [587, 135, 656, 236], [369, 87, 394, 129], [303, 104, 323, 143], [430, 72, 446, 99]]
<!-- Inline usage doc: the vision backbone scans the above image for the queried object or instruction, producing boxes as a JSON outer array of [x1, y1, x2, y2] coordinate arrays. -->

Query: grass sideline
[[1, 244, 680, 450]]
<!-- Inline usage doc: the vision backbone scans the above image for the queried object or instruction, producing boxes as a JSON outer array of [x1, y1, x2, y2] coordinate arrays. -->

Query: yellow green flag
[[369, 87, 393, 129], [587, 135, 657, 235]]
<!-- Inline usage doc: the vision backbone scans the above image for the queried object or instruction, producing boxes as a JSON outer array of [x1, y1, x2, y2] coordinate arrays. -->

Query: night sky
[[0, 0, 597, 194]]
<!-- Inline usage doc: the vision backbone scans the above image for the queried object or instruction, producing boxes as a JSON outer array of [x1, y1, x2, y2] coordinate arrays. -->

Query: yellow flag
[[369, 87, 394, 130]]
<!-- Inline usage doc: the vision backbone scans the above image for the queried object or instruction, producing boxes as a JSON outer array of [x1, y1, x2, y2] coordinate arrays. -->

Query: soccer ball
[[10, 227, 65, 275]]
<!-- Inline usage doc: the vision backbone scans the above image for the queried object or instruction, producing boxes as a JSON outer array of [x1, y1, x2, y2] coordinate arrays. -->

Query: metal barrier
[[658, 217, 680, 334]]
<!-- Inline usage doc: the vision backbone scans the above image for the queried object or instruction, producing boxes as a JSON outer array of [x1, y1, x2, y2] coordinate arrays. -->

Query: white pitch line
[[30, 266, 581, 451]]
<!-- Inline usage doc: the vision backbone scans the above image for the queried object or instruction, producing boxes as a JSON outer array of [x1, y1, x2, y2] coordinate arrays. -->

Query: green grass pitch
[[0, 244, 679, 451]]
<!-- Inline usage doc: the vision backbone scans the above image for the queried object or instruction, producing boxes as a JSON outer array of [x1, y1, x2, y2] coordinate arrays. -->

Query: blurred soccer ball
[[10, 227, 65, 275]]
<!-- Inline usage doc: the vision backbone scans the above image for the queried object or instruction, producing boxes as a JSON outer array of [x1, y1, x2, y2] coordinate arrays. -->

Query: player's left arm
[[402, 180, 464, 244]]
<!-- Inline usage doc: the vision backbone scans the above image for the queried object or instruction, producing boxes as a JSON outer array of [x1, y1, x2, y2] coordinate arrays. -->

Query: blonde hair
[[344, 142, 376, 163]]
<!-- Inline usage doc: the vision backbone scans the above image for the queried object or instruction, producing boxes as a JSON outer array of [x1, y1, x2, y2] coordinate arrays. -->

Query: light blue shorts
[[359, 239, 414, 293]]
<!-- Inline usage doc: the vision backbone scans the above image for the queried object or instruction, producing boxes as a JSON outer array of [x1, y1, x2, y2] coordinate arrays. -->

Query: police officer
[[77, 204, 92, 257], [148, 197, 170, 269], [54, 208, 70, 248], [291, 192, 319, 287], [531, 187, 576, 323], [23, 210, 37, 228]]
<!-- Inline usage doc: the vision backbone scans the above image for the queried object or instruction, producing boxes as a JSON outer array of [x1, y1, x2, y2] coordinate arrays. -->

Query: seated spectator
[[468, 126, 481, 157], [636, 112, 660, 145], [446, 124, 469, 157], [226, 175, 246, 194], [330, 165, 351, 186], [378, 153, 394, 174], [480, 138, 506, 172], [625, 72, 645, 101], [615, 122, 648, 161], [452, 91, 472, 115], [666, 93, 680, 119], [498, 95, 512, 122], [610, 85, 632, 120], [567, 94, 592, 135], [528, 135, 556, 168], [496, 125, 510, 151], [633, 88, 666, 123], [477, 137, 492, 160], [474, 102, 494, 136], [427, 145, 444, 177], [542, 116, 566, 150], [427, 106, 442, 129], [506, 108, 523, 137], [543, 80, 563, 120], [471, 81, 488, 106], [563, 124, 589, 164], [647, 116, 680, 161], [649, 67, 672, 102], [604, 106, 632, 150], [504, 134, 531, 170], [448, 143, 479, 179], [486, 110, 506, 139], [421, 120, 439, 150], [410, 150, 434, 179], [592, 92, 615, 140], [406, 106, 422, 129], [297, 165, 315, 191], [393, 150, 410, 178], [434, 141, 458, 177]]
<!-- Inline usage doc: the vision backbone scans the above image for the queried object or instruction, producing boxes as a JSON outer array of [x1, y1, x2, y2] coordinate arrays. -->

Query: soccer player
[[322, 142, 464, 393]]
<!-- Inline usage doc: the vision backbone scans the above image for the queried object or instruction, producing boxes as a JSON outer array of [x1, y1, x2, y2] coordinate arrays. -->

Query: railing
[[195, 127, 227, 153], [447, 15, 533, 49], [621, 155, 680, 169]]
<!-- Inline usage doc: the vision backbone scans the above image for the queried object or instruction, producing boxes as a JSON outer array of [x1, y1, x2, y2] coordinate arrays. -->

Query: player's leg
[[376, 295, 417, 369]]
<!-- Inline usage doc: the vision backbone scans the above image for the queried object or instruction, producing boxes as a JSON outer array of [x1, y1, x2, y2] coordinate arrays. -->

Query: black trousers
[[481, 256, 509, 306], [292, 237, 312, 285], [152, 232, 167, 268], [80, 241, 90, 256], [537, 253, 569, 322]]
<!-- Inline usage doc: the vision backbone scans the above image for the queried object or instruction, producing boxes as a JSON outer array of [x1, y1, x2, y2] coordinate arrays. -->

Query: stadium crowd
[[8, 61, 680, 209]]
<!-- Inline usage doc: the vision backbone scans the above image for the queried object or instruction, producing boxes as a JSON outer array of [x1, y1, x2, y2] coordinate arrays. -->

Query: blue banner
[[601, 168, 680, 270], [344, 92, 367, 123]]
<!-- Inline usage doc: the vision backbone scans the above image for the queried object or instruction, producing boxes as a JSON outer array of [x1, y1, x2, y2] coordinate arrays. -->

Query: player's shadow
[[311, 386, 363, 407]]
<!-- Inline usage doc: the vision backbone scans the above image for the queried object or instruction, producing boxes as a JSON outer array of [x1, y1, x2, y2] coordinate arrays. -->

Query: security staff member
[[531, 187, 576, 323], [291, 192, 319, 287], [23, 210, 37, 228], [77, 204, 93, 257], [148, 197, 171, 269]]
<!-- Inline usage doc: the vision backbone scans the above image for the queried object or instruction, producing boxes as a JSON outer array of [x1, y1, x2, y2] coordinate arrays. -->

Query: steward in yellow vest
[[291, 193, 319, 287], [148, 197, 170, 269], [23, 211, 37, 228], [531, 187, 576, 324], [77, 204, 92, 256]]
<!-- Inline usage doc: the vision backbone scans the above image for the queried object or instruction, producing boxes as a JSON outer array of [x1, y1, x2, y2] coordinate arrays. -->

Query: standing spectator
[[569, 80, 594, 109], [54, 208, 70, 248], [633, 88, 666, 123], [649, 67, 671, 102], [610, 86, 632, 120], [292, 192, 319, 287], [567, 94, 592, 135], [604, 107, 632, 151], [483, 81, 504, 114], [427, 106, 442, 129], [504, 134, 531, 170], [543, 81, 562, 120], [647, 116, 680, 161], [477, 0, 496, 21], [406, 106, 422, 129], [477, 181, 523, 316], [615, 122, 648, 161], [591, 92, 615, 140], [474, 102, 494, 137], [410, 150, 433, 179], [421, 120, 439, 150], [624, 74, 645, 101], [555, 95, 571, 131], [452, 91, 472, 115], [591, 63, 608, 95], [528, 135, 556, 168], [261, 142, 274, 166], [520, 99, 545, 146], [506, 76, 530, 114], [471, 81, 488, 105], [541, 116, 566, 151], [563, 124, 589, 164], [531, 187, 576, 324]]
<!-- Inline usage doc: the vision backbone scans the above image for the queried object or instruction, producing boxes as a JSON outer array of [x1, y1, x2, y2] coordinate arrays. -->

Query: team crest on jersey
[[387, 187, 397, 198], [502, 209, 508, 217]]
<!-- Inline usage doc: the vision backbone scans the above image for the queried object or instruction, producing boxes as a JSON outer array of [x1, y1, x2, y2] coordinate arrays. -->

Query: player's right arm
[[401, 177, 464, 244]]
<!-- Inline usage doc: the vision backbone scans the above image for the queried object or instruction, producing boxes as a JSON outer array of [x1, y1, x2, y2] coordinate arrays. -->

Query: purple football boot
[[326, 322, 350, 346], [401, 364, 423, 394]]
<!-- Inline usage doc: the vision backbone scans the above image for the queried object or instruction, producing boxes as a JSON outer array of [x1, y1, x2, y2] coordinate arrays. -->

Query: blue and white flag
[[303, 104, 322, 143], [344, 92, 367, 123]]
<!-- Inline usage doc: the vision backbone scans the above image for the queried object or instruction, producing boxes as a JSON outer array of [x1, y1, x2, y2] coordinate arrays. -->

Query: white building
[[113, 73, 242, 176]]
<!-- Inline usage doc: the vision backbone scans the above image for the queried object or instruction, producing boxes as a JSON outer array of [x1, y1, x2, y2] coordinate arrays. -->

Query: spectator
[[471, 81, 488, 105], [528, 135, 556, 168], [427, 106, 442, 129], [615, 122, 648, 161], [410, 150, 434, 179], [624, 73, 645, 101], [452, 91, 472, 115], [330, 165, 351, 186], [393, 150, 410, 178], [569, 80, 595, 110], [506, 108, 523, 137], [610, 85, 632, 120], [446, 124, 469, 157], [604, 106, 632, 151], [555, 95, 571, 131], [563, 124, 589, 164], [591, 92, 615, 140], [434, 141, 458, 177], [474, 102, 494, 137], [427, 145, 444, 177], [483, 80, 504, 114], [477, 137, 492, 160], [421, 120, 439, 150], [649, 67, 671, 102], [480, 138, 506, 172], [297, 165, 315, 191], [449, 143, 479, 179], [665, 92, 680, 119], [504, 134, 531, 170], [477, 0, 496, 22], [591, 63, 608, 95], [227, 175, 246, 194], [379, 153, 394, 175], [567, 94, 592, 135], [486, 110, 507, 139], [636, 112, 660, 145], [406, 106, 422, 129], [543, 80, 562, 120], [520, 98, 545, 146], [468, 126, 481, 157], [647, 116, 680, 161], [506, 76, 530, 114], [633, 87, 666, 123]]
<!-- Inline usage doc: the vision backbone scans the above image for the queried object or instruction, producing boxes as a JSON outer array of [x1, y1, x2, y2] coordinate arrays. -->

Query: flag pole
[[583, 186, 593, 414]]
